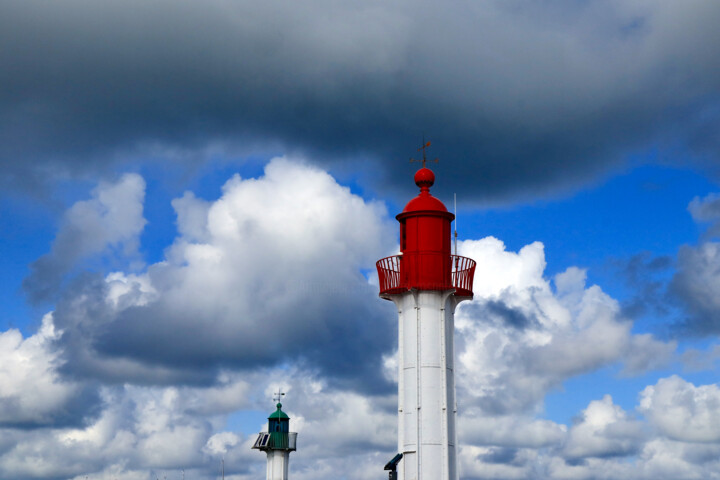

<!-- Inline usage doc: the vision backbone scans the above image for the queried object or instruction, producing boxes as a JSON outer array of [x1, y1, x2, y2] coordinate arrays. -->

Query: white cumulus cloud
[[640, 375, 720, 443], [455, 238, 672, 415]]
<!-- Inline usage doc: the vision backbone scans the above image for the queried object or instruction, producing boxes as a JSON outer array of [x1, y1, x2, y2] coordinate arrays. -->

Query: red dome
[[402, 194, 448, 213], [402, 167, 448, 213]]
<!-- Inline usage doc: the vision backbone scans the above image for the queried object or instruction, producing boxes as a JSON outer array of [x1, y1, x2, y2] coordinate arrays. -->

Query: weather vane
[[409, 136, 439, 168], [273, 390, 286, 403]]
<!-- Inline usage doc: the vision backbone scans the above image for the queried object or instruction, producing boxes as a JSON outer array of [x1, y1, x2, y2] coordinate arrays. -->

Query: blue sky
[[2, 1, 720, 479]]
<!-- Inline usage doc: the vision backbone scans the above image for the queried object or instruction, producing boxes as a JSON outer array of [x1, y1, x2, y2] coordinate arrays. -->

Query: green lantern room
[[252, 402, 297, 452]]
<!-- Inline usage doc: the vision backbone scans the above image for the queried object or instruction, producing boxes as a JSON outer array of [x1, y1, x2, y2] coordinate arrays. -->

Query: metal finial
[[409, 137, 439, 168], [273, 390, 285, 404]]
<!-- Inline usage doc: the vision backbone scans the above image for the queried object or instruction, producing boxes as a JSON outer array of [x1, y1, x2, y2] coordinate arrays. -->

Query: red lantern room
[[377, 166, 476, 298]]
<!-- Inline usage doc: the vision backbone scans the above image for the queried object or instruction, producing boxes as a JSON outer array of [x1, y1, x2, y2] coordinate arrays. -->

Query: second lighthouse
[[376, 163, 475, 480]]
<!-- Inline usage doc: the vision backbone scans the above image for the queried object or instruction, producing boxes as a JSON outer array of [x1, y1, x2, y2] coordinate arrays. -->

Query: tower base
[[384, 289, 469, 480]]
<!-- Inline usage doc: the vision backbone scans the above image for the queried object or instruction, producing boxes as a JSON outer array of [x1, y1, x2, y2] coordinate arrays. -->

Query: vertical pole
[[453, 194, 457, 257]]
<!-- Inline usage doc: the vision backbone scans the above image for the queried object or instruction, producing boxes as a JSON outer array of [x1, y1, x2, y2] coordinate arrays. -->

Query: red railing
[[376, 255, 404, 295], [451, 255, 476, 297], [376, 254, 475, 297]]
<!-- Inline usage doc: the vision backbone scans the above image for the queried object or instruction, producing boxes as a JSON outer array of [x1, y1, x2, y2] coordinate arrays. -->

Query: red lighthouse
[[376, 155, 475, 480], [377, 167, 475, 297]]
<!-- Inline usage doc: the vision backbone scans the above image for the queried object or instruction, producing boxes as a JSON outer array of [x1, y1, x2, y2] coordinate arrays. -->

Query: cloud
[[459, 415, 566, 449], [42, 159, 397, 390], [0, 313, 99, 429], [622, 333, 676, 376], [636, 438, 720, 480], [454, 238, 673, 415], [459, 445, 540, 480], [23, 173, 146, 303], [10, 163, 720, 479], [562, 395, 645, 460], [0, 363, 398, 480], [668, 193, 720, 335], [640, 375, 720, 443], [611, 251, 673, 321], [688, 192, 720, 239], [2, 1, 720, 201], [0, 384, 219, 479], [671, 242, 720, 335], [680, 344, 720, 372]]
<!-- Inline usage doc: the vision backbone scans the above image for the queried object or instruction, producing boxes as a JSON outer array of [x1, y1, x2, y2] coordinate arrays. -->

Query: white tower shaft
[[266, 450, 290, 480], [392, 289, 459, 480]]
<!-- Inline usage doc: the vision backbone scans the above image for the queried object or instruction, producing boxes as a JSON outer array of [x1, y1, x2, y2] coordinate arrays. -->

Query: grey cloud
[[478, 447, 520, 465], [44, 161, 398, 392], [680, 344, 720, 372], [0, 384, 101, 431], [458, 415, 566, 450], [621, 334, 675, 376], [614, 252, 673, 321], [668, 194, 720, 336], [670, 242, 720, 335], [689, 193, 720, 224], [466, 299, 541, 330], [0, 383, 220, 480], [679, 443, 720, 466], [561, 395, 645, 461], [640, 375, 720, 443], [89, 283, 396, 392], [456, 242, 674, 416], [689, 193, 720, 239], [2, 0, 720, 202], [50, 274, 221, 386], [0, 314, 103, 430], [22, 173, 146, 303]]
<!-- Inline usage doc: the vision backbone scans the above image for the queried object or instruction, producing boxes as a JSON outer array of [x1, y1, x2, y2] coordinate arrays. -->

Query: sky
[[2, 1, 720, 479]]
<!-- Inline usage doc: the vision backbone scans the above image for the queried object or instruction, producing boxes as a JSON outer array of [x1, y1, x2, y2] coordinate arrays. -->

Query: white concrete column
[[266, 449, 289, 480], [391, 289, 459, 480]]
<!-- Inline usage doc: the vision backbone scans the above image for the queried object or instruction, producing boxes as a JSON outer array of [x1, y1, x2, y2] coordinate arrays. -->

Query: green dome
[[268, 402, 289, 420]]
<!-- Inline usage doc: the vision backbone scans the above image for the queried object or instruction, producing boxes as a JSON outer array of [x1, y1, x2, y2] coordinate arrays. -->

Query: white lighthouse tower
[[252, 399, 297, 480], [376, 155, 476, 480]]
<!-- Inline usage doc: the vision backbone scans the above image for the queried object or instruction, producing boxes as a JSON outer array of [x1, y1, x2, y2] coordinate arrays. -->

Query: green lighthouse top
[[252, 398, 297, 452], [268, 402, 289, 420]]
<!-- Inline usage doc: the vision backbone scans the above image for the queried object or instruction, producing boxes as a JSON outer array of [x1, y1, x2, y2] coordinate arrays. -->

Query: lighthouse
[[252, 400, 297, 480], [376, 158, 476, 480]]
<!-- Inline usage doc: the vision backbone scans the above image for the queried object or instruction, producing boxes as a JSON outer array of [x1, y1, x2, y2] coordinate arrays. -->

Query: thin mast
[[453, 193, 458, 257]]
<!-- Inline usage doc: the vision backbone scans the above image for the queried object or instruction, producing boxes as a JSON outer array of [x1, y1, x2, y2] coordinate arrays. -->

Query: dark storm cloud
[[2, 0, 720, 201]]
